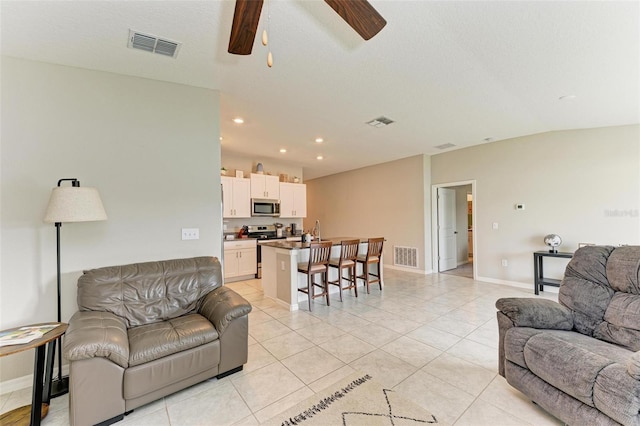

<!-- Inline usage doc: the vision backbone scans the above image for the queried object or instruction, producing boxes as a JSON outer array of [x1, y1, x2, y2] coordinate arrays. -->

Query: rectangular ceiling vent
[[128, 30, 181, 58], [435, 143, 456, 150], [366, 116, 395, 128]]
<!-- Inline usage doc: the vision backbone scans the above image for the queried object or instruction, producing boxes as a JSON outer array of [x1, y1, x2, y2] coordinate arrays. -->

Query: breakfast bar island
[[260, 238, 380, 310]]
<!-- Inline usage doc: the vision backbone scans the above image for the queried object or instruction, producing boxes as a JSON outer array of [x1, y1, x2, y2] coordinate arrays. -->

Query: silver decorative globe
[[544, 234, 562, 253]]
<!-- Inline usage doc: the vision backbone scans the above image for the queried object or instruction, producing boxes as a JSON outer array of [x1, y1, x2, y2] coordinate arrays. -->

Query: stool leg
[[365, 263, 370, 294], [325, 270, 330, 306], [351, 265, 358, 297], [338, 267, 344, 302], [308, 273, 313, 311]]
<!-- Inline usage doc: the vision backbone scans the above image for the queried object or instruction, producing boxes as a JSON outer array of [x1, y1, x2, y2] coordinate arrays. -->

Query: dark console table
[[533, 251, 573, 295]]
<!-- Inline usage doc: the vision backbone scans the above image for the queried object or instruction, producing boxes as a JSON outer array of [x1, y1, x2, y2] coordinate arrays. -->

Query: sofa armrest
[[496, 298, 573, 330], [627, 351, 640, 379], [63, 311, 129, 369], [199, 287, 252, 334]]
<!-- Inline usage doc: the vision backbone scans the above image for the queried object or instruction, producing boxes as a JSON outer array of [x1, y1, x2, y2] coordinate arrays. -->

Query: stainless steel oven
[[251, 199, 280, 217], [247, 225, 286, 278]]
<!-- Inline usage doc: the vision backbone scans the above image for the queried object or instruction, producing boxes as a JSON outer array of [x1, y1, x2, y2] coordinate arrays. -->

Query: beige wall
[[432, 125, 640, 285], [305, 155, 432, 272], [0, 57, 222, 383]]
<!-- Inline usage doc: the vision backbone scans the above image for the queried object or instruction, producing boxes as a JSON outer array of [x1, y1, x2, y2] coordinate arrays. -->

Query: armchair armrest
[[199, 287, 252, 334], [63, 311, 129, 369], [496, 298, 573, 330], [628, 351, 640, 379]]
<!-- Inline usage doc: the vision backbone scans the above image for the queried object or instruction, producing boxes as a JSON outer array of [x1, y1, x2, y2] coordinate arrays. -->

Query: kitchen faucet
[[313, 219, 320, 241]]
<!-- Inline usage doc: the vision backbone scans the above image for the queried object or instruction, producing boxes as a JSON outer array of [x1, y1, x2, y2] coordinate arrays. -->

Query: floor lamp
[[44, 178, 107, 397]]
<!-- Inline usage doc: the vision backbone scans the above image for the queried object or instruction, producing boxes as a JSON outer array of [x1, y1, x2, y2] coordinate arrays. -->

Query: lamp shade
[[44, 186, 107, 223]]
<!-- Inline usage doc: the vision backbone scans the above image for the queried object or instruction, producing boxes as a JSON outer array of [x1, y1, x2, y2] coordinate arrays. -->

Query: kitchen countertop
[[259, 237, 368, 250]]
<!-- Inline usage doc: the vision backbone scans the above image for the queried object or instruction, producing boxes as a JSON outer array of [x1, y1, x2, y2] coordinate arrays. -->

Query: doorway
[[432, 180, 476, 279]]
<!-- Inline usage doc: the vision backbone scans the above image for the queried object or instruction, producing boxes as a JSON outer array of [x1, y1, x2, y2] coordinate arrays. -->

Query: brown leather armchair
[[63, 256, 251, 426]]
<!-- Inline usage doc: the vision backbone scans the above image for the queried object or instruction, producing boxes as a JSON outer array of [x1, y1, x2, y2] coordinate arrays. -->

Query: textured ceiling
[[1, 1, 638, 179]]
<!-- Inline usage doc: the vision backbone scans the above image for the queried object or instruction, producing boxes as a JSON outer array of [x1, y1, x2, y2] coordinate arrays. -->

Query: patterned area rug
[[263, 374, 443, 425]]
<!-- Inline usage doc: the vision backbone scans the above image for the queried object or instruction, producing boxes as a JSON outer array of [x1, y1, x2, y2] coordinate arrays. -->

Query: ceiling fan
[[228, 0, 387, 55]]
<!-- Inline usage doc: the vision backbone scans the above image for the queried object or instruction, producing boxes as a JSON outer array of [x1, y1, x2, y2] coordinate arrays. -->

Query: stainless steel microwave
[[251, 199, 280, 217]]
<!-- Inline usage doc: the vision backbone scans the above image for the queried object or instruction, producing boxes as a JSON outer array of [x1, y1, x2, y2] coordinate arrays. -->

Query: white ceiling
[[2, 1, 638, 179]]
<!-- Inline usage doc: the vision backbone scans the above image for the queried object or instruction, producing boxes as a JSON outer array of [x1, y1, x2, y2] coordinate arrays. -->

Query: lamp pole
[[50, 178, 78, 397]]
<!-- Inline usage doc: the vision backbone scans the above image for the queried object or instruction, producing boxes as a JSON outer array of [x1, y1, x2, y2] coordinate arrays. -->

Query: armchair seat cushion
[[509, 329, 633, 407], [128, 314, 218, 367]]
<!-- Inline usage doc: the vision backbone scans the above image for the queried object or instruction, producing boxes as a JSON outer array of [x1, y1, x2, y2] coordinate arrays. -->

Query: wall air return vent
[[435, 143, 456, 150], [128, 30, 181, 58], [394, 246, 418, 268], [366, 116, 395, 128]]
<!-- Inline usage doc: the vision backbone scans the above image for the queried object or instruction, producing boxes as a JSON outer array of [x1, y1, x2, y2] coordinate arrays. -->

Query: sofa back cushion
[[594, 246, 640, 351], [559, 246, 615, 336], [77, 256, 223, 328]]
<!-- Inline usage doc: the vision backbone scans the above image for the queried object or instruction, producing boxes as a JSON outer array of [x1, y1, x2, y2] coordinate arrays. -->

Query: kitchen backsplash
[[224, 217, 303, 234]]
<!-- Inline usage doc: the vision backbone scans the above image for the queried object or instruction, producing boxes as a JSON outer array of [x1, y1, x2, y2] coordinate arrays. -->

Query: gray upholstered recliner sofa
[[496, 245, 640, 425], [63, 256, 252, 426]]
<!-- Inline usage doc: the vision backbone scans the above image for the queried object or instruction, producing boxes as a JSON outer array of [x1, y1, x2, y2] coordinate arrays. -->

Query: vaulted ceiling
[[2, 1, 638, 179]]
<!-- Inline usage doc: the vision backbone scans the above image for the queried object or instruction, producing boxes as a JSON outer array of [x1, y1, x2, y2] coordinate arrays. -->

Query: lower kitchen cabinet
[[224, 239, 257, 281]]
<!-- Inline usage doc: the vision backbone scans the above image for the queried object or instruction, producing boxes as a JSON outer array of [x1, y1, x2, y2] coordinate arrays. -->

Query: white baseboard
[[385, 264, 431, 275], [0, 365, 69, 394], [475, 276, 559, 294]]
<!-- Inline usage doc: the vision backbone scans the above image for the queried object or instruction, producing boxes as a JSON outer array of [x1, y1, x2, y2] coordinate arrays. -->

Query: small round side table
[[0, 322, 68, 426]]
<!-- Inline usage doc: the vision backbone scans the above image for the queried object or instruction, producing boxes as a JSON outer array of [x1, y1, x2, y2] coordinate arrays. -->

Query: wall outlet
[[492, 222, 499, 230], [181, 228, 199, 240], [501, 259, 508, 267]]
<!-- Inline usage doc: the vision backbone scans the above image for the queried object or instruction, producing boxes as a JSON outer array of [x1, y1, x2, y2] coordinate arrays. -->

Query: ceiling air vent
[[128, 30, 181, 58], [366, 116, 395, 128], [435, 143, 456, 150]]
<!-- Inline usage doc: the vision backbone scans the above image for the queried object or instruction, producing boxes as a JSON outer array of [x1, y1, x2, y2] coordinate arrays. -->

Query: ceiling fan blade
[[228, 0, 264, 55], [324, 0, 387, 40]]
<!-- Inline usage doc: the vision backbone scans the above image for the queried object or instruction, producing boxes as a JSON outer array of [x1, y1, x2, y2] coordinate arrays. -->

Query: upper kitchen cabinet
[[250, 173, 280, 199], [279, 182, 307, 218], [221, 176, 251, 218]]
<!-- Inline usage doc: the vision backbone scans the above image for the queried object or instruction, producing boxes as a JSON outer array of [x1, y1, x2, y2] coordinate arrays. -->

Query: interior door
[[438, 187, 457, 271]]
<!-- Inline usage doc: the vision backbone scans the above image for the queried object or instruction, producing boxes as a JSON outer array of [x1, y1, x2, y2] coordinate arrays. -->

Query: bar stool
[[356, 237, 384, 294], [297, 241, 332, 311], [328, 239, 360, 301]]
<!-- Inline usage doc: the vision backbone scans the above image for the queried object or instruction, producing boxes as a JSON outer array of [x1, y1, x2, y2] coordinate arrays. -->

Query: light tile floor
[[0, 269, 563, 425]]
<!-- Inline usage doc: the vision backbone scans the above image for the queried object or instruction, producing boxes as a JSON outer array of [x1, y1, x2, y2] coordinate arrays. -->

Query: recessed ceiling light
[[219, 136, 223, 141], [316, 155, 323, 160], [233, 117, 244, 124], [279, 149, 287, 153], [315, 138, 324, 143], [558, 95, 577, 101]]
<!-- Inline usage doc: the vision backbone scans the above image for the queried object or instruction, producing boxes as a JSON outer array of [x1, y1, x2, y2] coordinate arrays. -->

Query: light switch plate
[[182, 228, 199, 240]]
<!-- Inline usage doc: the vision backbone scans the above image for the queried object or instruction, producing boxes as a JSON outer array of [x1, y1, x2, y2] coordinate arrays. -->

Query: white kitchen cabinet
[[279, 182, 307, 218], [250, 173, 280, 199], [223, 239, 257, 280], [221, 176, 251, 218]]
